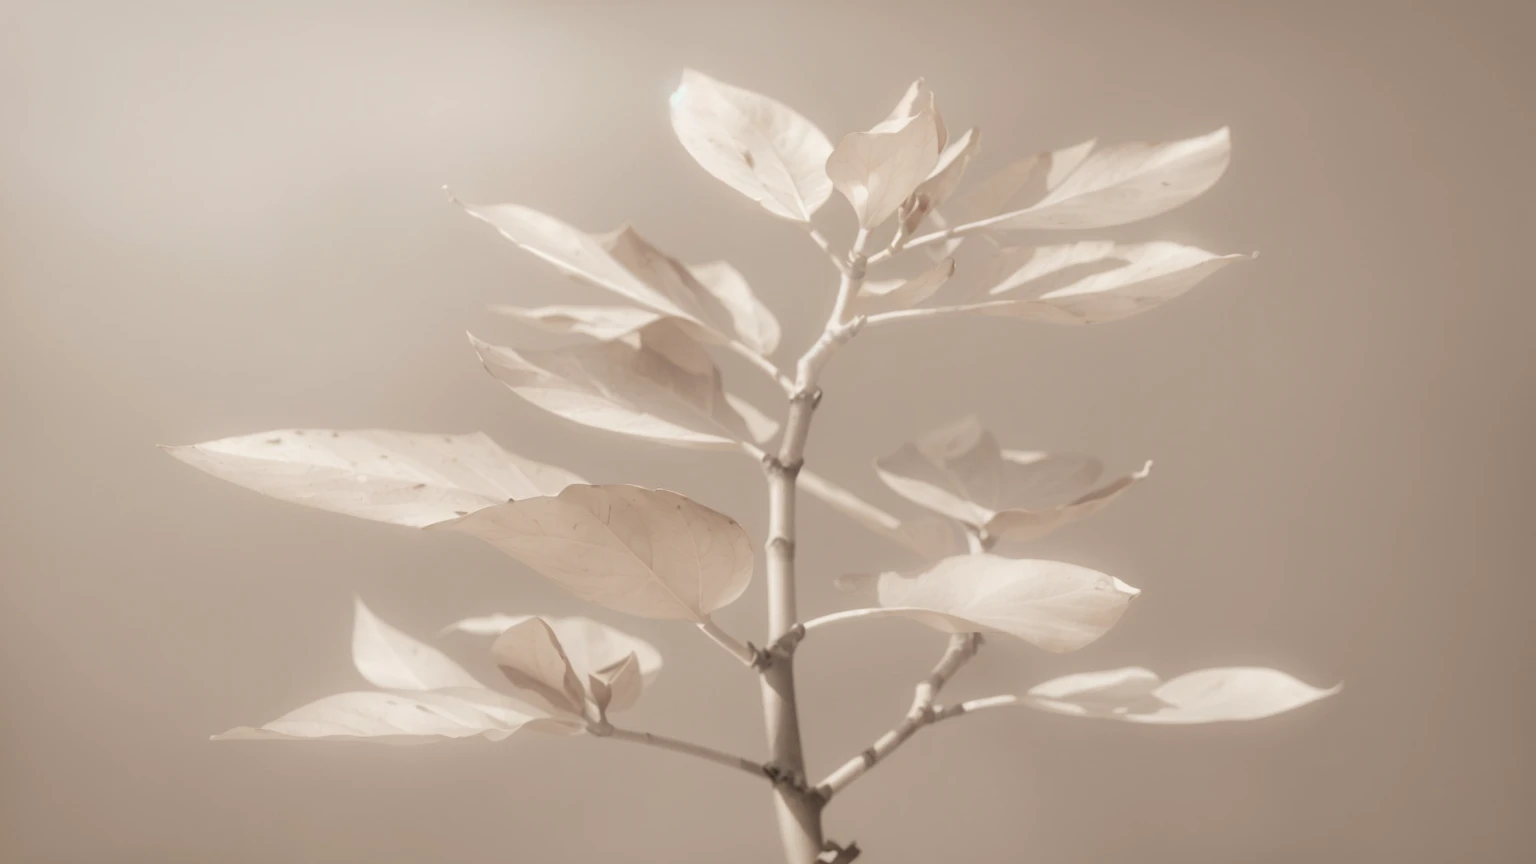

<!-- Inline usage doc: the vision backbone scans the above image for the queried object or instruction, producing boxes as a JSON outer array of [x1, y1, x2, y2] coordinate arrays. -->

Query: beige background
[[3, 1, 1532, 861]]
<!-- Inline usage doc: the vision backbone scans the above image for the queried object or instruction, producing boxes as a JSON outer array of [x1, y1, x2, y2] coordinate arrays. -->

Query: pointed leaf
[[491, 617, 587, 716], [211, 688, 573, 744], [470, 320, 776, 449], [982, 128, 1231, 230], [835, 554, 1139, 652], [827, 102, 942, 229], [1025, 667, 1341, 724], [352, 597, 485, 692], [669, 69, 834, 222], [997, 449, 1105, 507], [490, 304, 662, 341], [588, 651, 643, 715], [433, 484, 753, 622], [162, 430, 585, 528]]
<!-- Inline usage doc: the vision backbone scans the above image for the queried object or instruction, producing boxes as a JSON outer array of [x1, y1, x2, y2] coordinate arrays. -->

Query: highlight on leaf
[[669, 68, 835, 222], [432, 484, 754, 622], [826, 554, 1140, 653], [213, 598, 580, 744], [1021, 666, 1342, 724], [162, 430, 585, 528]]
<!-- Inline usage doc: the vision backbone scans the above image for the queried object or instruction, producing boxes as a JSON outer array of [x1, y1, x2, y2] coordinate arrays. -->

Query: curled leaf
[[162, 430, 584, 528], [433, 484, 753, 622]]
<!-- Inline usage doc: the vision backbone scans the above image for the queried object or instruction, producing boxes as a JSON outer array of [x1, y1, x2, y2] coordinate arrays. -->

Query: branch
[[813, 632, 983, 800], [861, 300, 1015, 328], [696, 617, 759, 667], [864, 211, 1009, 266], [596, 724, 771, 782], [804, 225, 848, 275], [932, 694, 1020, 721], [726, 339, 795, 393]]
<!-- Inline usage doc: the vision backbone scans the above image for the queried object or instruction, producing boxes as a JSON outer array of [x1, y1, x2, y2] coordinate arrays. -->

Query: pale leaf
[[490, 305, 661, 341], [162, 430, 585, 528], [798, 469, 966, 560], [835, 554, 1139, 652], [669, 69, 834, 222], [469, 320, 777, 449], [491, 617, 586, 716], [687, 260, 781, 355], [211, 689, 572, 745], [826, 92, 942, 228], [1025, 666, 1342, 724], [913, 127, 979, 213], [984, 128, 1232, 230], [986, 461, 1153, 543], [874, 415, 1006, 526], [997, 449, 1105, 507], [352, 597, 486, 692], [854, 257, 955, 316], [881, 78, 948, 151], [945, 138, 1097, 228], [588, 651, 643, 716], [433, 484, 753, 622]]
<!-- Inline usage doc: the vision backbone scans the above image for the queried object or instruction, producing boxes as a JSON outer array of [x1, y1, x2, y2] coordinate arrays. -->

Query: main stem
[[760, 232, 869, 864]]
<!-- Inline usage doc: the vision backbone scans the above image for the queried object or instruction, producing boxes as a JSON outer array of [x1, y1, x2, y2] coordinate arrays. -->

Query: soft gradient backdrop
[[3, 1, 1532, 862]]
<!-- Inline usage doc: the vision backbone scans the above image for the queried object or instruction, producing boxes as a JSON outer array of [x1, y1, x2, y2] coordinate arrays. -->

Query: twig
[[697, 617, 759, 667], [862, 300, 1016, 328], [813, 633, 983, 800], [726, 339, 795, 393], [932, 694, 1020, 721], [595, 725, 771, 782], [804, 226, 848, 275]]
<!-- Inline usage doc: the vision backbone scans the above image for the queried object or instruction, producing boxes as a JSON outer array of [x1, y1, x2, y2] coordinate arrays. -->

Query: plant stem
[[813, 633, 982, 800], [697, 617, 758, 667], [599, 725, 771, 781], [759, 231, 871, 864]]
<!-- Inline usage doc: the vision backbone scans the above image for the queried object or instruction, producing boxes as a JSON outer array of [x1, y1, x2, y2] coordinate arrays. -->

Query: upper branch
[[813, 632, 983, 800]]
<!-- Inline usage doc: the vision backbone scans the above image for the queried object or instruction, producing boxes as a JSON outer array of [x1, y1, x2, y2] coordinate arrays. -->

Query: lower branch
[[595, 725, 771, 782], [814, 633, 982, 800]]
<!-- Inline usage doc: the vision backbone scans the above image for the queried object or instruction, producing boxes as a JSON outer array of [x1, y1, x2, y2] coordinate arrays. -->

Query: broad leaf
[[835, 554, 1140, 652], [854, 257, 955, 316], [353, 597, 486, 691], [1024, 666, 1342, 724], [669, 69, 835, 222], [491, 617, 586, 715], [827, 88, 942, 229], [162, 430, 584, 528], [470, 320, 777, 449], [211, 689, 564, 744], [434, 484, 753, 622], [969, 128, 1231, 230]]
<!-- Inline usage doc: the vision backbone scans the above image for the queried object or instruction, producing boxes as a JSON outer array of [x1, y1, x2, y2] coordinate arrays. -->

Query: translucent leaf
[[469, 320, 777, 449], [669, 69, 835, 222], [1024, 666, 1342, 724], [162, 430, 585, 528], [945, 138, 1097, 228], [687, 260, 781, 356], [827, 96, 942, 229], [446, 614, 663, 715], [433, 484, 753, 622], [960, 128, 1230, 230], [588, 651, 642, 716], [854, 257, 955, 316], [352, 597, 487, 692], [986, 461, 1152, 543], [490, 617, 587, 716], [798, 468, 966, 560], [211, 689, 573, 744], [490, 305, 662, 341], [914, 127, 979, 213], [835, 554, 1140, 652], [881, 78, 948, 151]]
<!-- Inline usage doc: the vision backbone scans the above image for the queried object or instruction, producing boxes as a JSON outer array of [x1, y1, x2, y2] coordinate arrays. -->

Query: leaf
[[976, 128, 1232, 230], [669, 68, 835, 222], [469, 320, 776, 449], [491, 617, 587, 716], [881, 78, 948, 151], [986, 461, 1153, 543], [433, 484, 753, 622], [996, 449, 1106, 508], [853, 257, 955, 316], [826, 92, 942, 229], [835, 554, 1139, 652], [162, 430, 585, 528], [490, 304, 662, 341], [687, 260, 781, 355], [449, 614, 663, 716], [913, 127, 979, 213], [588, 651, 642, 716], [456, 201, 695, 321], [978, 241, 1250, 325], [211, 689, 570, 744], [798, 468, 966, 561], [352, 597, 488, 692], [1024, 666, 1342, 724], [874, 415, 1008, 526], [945, 138, 1097, 228]]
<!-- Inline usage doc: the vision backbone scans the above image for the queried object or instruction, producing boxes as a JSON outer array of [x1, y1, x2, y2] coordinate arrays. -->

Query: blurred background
[[2, 1, 1532, 862]]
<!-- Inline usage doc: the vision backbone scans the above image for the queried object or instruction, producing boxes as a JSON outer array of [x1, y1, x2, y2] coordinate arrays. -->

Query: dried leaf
[[835, 554, 1140, 652], [827, 84, 942, 228], [162, 430, 584, 528], [854, 257, 955, 316], [469, 320, 777, 449], [434, 484, 753, 622], [1024, 666, 1342, 724], [974, 128, 1231, 230], [669, 69, 835, 222]]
